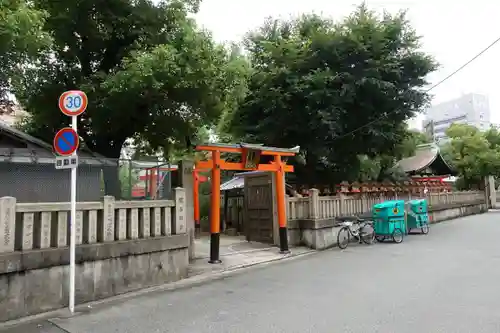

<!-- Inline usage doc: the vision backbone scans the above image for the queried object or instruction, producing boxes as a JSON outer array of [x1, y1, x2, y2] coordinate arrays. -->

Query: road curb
[[75, 249, 317, 310], [0, 248, 318, 330], [193, 246, 277, 260]]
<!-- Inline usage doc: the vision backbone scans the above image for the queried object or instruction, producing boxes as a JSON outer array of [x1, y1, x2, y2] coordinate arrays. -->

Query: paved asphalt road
[[5, 212, 500, 333]]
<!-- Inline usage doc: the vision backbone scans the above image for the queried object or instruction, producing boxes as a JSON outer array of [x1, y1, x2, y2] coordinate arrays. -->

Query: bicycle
[[337, 217, 375, 250]]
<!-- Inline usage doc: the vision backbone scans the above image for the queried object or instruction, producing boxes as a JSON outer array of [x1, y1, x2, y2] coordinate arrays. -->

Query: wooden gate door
[[244, 173, 274, 244]]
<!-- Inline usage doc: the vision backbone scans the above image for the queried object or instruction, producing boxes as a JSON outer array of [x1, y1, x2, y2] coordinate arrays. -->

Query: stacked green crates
[[372, 200, 406, 242], [406, 199, 430, 234], [408, 199, 428, 213]]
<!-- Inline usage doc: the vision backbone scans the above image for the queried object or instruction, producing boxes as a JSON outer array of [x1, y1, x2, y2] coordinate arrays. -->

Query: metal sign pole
[[69, 115, 77, 313], [56, 90, 87, 315]]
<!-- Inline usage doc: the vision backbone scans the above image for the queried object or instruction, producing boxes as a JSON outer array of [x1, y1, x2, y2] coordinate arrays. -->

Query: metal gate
[[244, 173, 274, 243]]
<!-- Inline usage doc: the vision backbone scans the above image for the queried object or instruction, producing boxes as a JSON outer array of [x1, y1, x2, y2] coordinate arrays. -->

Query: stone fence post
[[485, 176, 496, 209], [178, 160, 195, 260], [173, 187, 187, 235], [309, 189, 320, 219], [361, 195, 369, 213], [339, 193, 347, 216], [0, 196, 16, 253], [101, 196, 115, 242]]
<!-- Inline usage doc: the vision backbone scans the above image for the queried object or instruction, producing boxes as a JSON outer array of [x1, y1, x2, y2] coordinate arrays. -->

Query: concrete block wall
[[0, 236, 189, 322], [0, 188, 190, 322], [428, 201, 488, 223]]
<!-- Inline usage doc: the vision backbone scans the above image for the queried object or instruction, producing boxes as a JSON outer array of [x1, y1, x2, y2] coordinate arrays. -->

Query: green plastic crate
[[408, 199, 428, 214], [407, 211, 429, 229], [372, 200, 405, 219], [373, 217, 406, 236]]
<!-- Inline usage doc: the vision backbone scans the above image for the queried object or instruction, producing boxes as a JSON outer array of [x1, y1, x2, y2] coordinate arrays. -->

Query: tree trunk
[[91, 139, 126, 199], [103, 163, 122, 199]]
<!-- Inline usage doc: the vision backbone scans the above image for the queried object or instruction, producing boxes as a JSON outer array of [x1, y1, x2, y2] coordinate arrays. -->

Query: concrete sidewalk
[[0, 243, 315, 332], [191, 235, 312, 276], [194, 234, 274, 259], [189, 244, 313, 277]]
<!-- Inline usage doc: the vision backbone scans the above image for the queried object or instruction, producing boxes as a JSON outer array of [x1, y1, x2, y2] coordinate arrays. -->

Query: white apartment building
[[423, 93, 491, 141]]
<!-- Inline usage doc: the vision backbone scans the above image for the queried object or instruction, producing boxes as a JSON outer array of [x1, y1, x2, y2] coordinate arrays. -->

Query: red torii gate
[[194, 143, 299, 263]]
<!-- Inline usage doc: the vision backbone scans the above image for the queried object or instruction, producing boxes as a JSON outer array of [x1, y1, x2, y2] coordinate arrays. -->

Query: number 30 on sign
[[58, 90, 88, 116]]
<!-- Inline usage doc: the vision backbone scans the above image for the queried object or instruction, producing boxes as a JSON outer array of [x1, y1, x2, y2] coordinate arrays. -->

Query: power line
[[334, 35, 500, 141]]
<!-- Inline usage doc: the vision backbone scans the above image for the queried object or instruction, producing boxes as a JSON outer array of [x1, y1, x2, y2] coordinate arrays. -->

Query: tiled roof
[[0, 121, 111, 165], [198, 143, 300, 154], [395, 143, 454, 175], [0, 120, 53, 150], [220, 171, 295, 192], [220, 175, 244, 191]]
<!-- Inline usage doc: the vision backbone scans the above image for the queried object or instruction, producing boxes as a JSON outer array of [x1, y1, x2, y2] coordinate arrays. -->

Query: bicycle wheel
[[360, 223, 375, 244], [421, 223, 430, 235], [392, 228, 404, 243], [337, 226, 350, 249]]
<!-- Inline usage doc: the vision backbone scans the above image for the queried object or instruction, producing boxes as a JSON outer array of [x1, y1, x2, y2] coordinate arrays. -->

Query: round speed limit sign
[[58, 90, 88, 116]]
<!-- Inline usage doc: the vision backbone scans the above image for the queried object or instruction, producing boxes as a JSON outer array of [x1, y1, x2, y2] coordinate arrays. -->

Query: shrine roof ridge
[[196, 143, 300, 154]]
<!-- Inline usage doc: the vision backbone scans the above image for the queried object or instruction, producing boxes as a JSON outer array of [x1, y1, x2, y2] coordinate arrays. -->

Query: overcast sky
[[195, 0, 500, 128]]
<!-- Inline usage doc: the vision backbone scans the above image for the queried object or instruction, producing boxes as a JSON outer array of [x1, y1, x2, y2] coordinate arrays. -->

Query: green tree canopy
[[443, 124, 500, 188], [10, 0, 249, 196], [14, 0, 243, 159], [0, 0, 51, 102], [231, 6, 437, 186]]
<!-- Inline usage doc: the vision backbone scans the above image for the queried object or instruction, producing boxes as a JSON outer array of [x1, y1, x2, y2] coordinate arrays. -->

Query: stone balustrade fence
[[0, 188, 187, 254], [287, 190, 486, 221]]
